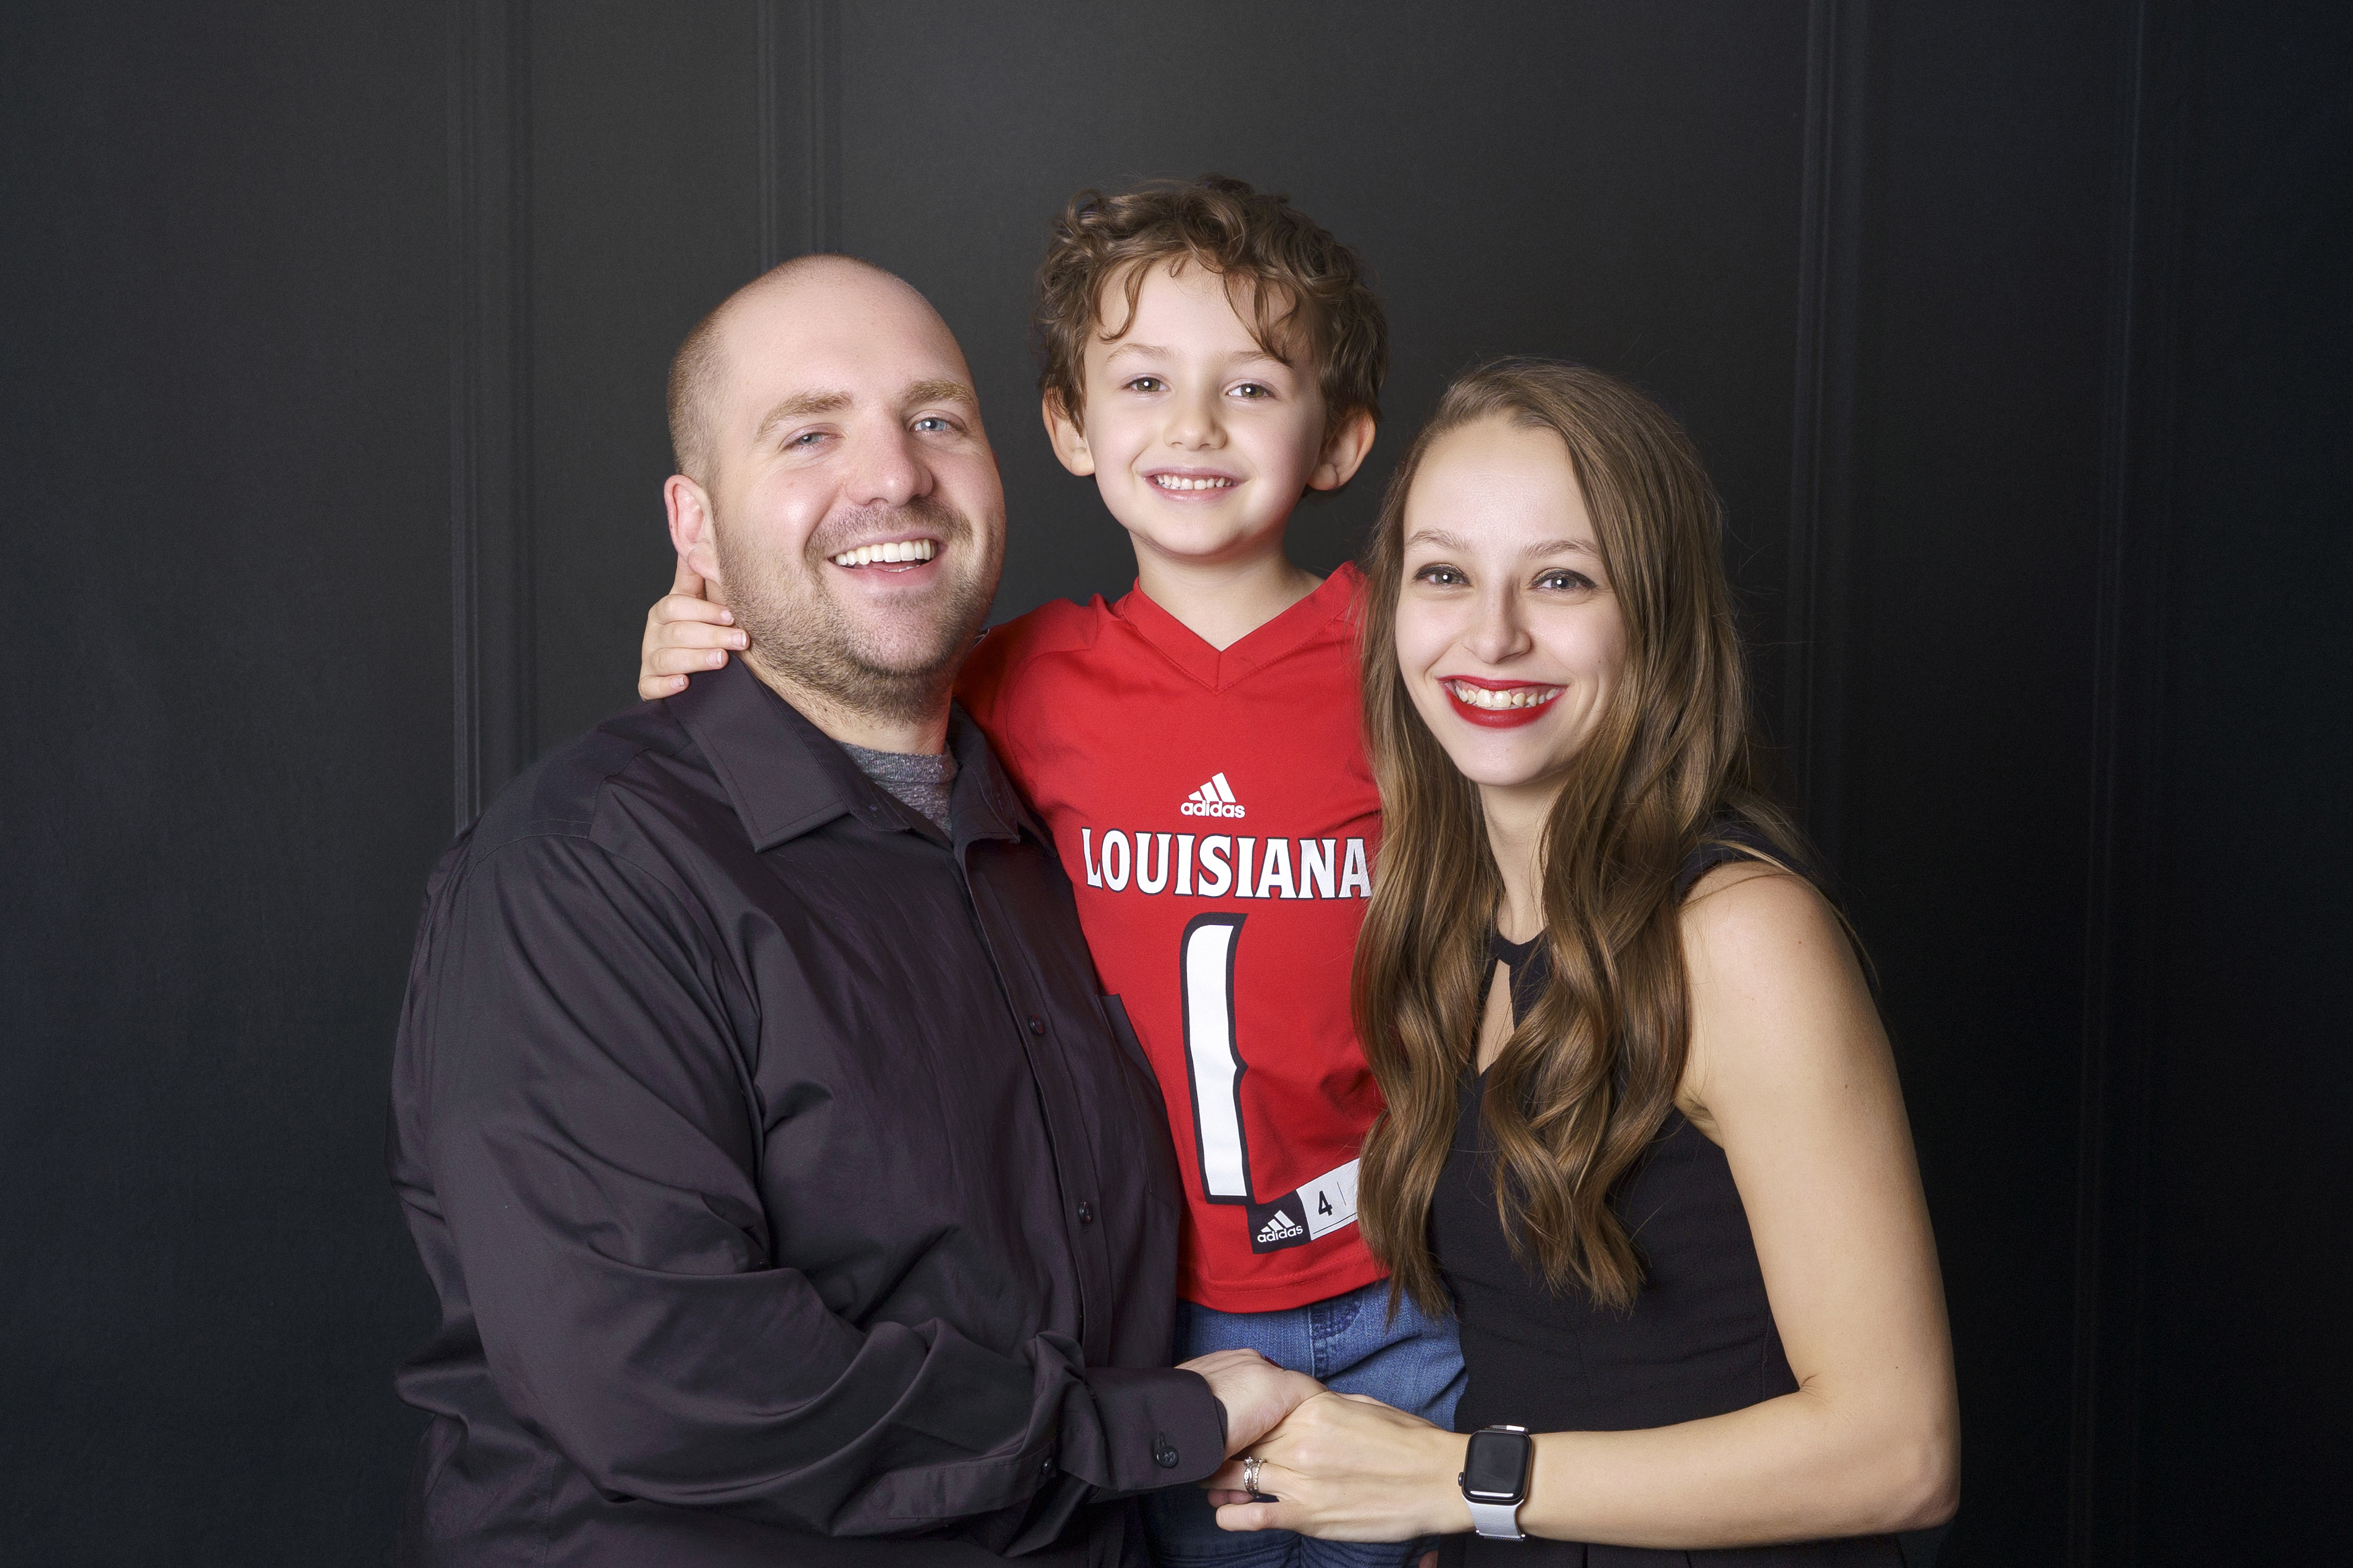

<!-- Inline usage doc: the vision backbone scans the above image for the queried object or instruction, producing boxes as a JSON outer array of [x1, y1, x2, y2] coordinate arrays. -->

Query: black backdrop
[[2, 3, 2345, 1563]]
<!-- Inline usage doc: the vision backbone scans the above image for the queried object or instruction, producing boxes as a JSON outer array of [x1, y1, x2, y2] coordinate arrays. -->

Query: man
[[388, 255, 1317, 1566]]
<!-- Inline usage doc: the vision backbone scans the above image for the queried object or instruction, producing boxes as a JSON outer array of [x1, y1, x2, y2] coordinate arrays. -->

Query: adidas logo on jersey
[[1179, 772, 1246, 819], [1255, 1209, 1304, 1244]]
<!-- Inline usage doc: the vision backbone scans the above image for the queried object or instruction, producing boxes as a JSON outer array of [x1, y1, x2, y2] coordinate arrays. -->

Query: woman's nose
[[1465, 589, 1532, 665]]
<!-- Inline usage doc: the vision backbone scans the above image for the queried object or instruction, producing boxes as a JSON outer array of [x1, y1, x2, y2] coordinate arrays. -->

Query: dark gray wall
[[2, 2, 2343, 1563]]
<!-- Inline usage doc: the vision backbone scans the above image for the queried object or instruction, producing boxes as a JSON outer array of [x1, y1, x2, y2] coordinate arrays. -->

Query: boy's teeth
[[1153, 475, 1235, 492], [1446, 681, 1562, 711], [830, 539, 938, 567]]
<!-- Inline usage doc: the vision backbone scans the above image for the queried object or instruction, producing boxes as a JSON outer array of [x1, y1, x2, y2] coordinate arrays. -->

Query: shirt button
[[1152, 1432, 1180, 1470], [1077, 1200, 1095, 1224], [1028, 1014, 1046, 1036]]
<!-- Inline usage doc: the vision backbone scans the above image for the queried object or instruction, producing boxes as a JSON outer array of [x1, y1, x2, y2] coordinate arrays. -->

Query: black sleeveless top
[[1433, 832, 1901, 1567]]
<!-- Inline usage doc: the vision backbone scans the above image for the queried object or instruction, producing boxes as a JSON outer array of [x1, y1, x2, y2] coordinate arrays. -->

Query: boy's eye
[[1230, 382, 1272, 400], [1124, 376, 1165, 394], [1413, 564, 1468, 587]]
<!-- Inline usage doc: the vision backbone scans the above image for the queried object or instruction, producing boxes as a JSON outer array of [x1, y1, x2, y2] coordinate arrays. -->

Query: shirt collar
[[1110, 561, 1364, 691], [668, 657, 1034, 853]]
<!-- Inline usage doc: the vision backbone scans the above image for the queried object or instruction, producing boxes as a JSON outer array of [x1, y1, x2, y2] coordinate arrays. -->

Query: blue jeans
[[1145, 1278, 1466, 1568]]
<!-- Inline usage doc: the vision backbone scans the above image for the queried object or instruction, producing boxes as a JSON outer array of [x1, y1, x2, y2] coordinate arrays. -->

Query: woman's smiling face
[[1393, 414, 1629, 800]]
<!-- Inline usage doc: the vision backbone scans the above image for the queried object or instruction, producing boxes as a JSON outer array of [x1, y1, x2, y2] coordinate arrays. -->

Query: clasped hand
[[1185, 1354, 1471, 1545]]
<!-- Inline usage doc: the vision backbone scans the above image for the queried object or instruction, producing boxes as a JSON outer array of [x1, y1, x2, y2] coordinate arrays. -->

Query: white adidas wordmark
[[1180, 771, 1246, 819], [1257, 1209, 1304, 1243]]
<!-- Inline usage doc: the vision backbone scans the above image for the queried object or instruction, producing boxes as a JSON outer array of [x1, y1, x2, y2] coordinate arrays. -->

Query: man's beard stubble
[[712, 492, 1001, 729]]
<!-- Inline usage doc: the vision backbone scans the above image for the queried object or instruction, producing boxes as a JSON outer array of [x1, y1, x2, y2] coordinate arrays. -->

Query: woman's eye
[[1536, 569, 1596, 592], [1414, 565, 1468, 587]]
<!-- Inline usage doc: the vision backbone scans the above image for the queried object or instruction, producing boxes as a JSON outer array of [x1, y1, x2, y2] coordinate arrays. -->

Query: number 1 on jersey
[[1178, 913, 1253, 1202]]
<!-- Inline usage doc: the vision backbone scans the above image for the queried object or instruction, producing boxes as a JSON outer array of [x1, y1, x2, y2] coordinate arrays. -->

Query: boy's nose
[[1163, 388, 1225, 449]]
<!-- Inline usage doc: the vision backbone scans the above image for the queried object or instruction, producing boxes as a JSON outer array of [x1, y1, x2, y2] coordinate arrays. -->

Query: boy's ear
[[664, 473, 725, 584], [1042, 391, 1097, 477], [1308, 406, 1378, 493]]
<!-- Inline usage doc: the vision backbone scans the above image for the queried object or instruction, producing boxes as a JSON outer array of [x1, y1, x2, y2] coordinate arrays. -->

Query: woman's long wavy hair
[[1354, 359, 1805, 1315]]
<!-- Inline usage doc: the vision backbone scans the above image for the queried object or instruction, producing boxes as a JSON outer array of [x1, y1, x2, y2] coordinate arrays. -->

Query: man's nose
[[1465, 586, 1533, 665], [844, 423, 930, 509]]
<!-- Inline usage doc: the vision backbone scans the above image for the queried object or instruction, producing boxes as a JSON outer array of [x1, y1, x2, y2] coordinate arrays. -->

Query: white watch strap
[[1466, 1497, 1525, 1540]]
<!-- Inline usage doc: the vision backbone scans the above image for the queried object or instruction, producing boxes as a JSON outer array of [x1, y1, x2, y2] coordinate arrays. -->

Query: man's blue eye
[[914, 417, 949, 433]]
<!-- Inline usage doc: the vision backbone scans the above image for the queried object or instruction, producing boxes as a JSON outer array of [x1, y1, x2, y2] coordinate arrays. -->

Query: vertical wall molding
[[757, 0, 841, 268], [1784, 0, 1871, 874], [449, 0, 535, 829], [2070, 1, 2188, 1559]]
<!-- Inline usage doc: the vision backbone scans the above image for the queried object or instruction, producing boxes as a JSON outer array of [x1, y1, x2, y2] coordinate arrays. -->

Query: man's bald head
[[666, 254, 947, 485]]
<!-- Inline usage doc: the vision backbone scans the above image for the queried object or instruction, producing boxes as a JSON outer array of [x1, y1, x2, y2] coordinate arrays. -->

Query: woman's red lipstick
[[1441, 676, 1564, 729]]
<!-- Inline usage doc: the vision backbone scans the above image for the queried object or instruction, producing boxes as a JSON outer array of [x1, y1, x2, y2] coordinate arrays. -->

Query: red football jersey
[[957, 566, 1386, 1312]]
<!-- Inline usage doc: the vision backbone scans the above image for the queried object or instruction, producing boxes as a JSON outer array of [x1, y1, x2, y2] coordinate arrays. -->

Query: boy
[[643, 178, 1461, 1566]]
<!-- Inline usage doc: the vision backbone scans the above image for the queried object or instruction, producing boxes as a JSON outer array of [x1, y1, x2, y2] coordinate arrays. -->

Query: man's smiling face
[[672, 259, 1006, 728]]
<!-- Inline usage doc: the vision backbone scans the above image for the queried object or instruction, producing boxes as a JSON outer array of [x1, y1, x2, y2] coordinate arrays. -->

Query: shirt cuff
[[1074, 1364, 1226, 1491]]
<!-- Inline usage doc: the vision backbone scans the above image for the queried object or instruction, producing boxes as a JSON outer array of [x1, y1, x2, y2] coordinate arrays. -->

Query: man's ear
[[1042, 391, 1096, 477], [1307, 406, 1378, 493], [664, 474, 723, 583]]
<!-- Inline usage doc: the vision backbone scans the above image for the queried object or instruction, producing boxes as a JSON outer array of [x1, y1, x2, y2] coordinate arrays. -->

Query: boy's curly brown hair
[[1033, 175, 1387, 444]]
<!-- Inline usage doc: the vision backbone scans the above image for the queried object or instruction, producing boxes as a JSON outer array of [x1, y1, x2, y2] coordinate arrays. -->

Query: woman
[[1201, 360, 1957, 1562]]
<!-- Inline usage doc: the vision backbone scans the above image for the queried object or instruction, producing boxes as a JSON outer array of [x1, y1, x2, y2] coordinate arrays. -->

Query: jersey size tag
[[1246, 1158, 1360, 1253]]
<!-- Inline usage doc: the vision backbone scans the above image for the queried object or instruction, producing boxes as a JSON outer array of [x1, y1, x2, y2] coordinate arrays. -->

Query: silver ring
[[1239, 1455, 1264, 1495]]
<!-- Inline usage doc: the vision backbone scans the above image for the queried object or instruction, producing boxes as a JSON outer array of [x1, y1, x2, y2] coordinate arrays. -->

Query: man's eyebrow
[[902, 378, 975, 408], [755, 390, 852, 438]]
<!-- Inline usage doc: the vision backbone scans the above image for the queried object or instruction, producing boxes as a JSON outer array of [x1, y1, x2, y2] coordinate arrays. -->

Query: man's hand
[[1179, 1348, 1324, 1458]]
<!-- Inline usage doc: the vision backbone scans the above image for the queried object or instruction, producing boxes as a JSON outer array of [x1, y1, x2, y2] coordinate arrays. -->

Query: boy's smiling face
[[1045, 259, 1372, 574]]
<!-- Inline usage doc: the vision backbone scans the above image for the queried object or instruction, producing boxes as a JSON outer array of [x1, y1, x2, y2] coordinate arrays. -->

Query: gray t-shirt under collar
[[839, 740, 957, 834]]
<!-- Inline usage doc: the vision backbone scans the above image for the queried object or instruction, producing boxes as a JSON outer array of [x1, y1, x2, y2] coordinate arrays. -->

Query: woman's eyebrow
[[1404, 529, 1598, 558]]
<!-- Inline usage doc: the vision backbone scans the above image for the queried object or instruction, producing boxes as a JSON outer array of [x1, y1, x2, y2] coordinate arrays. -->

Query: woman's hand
[[637, 558, 746, 700], [1203, 1392, 1469, 1543]]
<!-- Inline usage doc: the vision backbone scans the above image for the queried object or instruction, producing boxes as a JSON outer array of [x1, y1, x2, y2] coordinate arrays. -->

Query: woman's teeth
[[1153, 475, 1235, 492], [1446, 681, 1562, 711], [830, 539, 938, 567]]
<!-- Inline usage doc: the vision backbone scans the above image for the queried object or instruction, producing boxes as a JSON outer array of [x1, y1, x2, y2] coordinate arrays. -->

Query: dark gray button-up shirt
[[389, 657, 1220, 1566]]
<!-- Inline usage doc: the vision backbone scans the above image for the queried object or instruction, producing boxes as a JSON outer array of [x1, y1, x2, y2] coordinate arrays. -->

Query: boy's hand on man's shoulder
[[639, 558, 746, 700]]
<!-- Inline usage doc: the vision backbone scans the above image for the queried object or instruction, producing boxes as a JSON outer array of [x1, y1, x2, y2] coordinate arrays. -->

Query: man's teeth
[[1153, 475, 1235, 492], [830, 539, 939, 567], [1446, 681, 1563, 711]]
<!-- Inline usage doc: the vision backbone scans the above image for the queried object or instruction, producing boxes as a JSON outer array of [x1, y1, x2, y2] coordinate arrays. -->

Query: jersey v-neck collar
[[1110, 563, 1360, 693]]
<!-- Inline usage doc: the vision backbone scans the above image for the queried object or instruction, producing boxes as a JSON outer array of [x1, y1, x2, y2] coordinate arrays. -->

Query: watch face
[[1462, 1430, 1531, 1501]]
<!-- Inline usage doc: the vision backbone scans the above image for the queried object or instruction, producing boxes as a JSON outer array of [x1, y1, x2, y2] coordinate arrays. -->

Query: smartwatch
[[1458, 1424, 1535, 1541]]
